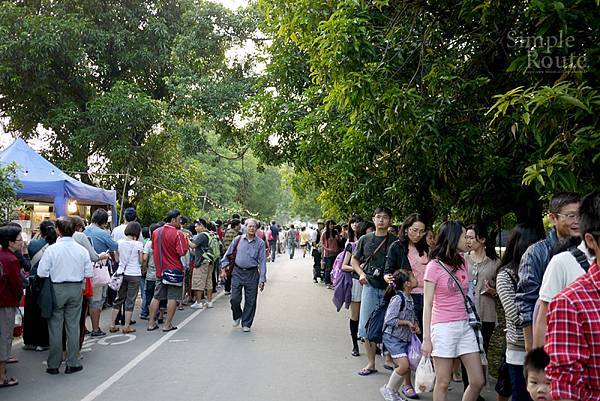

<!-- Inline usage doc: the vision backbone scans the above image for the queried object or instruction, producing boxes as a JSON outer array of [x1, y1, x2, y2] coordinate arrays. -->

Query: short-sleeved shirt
[[353, 232, 396, 289], [408, 245, 429, 295], [117, 239, 143, 276], [84, 225, 119, 254], [143, 240, 156, 281], [539, 242, 594, 303], [424, 258, 469, 325], [193, 232, 210, 262]]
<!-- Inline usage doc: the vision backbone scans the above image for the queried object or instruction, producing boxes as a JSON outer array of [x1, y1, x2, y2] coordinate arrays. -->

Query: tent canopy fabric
[[0, 138, 117, 225]]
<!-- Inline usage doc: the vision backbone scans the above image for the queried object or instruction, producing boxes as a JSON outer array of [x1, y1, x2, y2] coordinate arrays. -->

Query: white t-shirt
[[117, 239, 143, 276], [112, 224, 144, 243], [539, 242, 595, 302]]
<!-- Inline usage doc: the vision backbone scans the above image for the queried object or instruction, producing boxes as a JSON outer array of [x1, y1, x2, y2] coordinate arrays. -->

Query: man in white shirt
[[37, 217, 93, 375], [112, 207, 144, 243], [533, 238, 595, 348]]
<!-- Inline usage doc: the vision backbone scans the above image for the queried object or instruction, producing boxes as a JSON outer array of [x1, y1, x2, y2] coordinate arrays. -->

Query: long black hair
[[467, 223, 498, 261], [496, 224, 544, 277], [324, 219, 338, 240], [399, 213, 429, 257], [384, 269, 411, 302], [39, 220, 57, 245], [347, 214, 362, 242], [430, 221, 465, 268], [356, 221, 375, 238]]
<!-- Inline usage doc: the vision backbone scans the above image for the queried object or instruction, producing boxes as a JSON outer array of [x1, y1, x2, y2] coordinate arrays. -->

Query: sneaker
[[224, 291, 231, 295], [90, 330, 106, 337], [242, 326, 251, 332], [206, 301, 214, 308], [190, 302, 203, 309], [232, 318, 241, 327], [379, 386, 402, 401]]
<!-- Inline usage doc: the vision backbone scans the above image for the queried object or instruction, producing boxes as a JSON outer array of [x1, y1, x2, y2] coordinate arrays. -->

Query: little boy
[[524, 348, 551, 401]]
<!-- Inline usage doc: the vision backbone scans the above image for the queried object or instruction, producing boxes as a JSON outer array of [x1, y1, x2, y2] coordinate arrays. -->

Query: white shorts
[[431, 320, 479, 358]]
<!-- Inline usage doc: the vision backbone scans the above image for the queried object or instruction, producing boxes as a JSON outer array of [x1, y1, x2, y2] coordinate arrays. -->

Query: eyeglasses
[[556, 213, 579, 222]]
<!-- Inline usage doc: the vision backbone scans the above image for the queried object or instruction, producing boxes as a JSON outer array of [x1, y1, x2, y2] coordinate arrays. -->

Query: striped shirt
[[496, 267, 525, 351], [545, 261, 600, 401]]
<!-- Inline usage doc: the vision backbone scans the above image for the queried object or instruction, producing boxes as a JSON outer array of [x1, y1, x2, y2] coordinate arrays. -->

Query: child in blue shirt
[[381, 269, 419, 401]]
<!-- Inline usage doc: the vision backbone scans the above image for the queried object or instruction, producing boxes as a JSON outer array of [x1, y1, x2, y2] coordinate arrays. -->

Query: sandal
[[6, 356, 18, 364], [401, 384, 419, 399], [0, 377, 18, 388], [147, 325, 159, 331], [357, 367, 378, 376], [162, 326, 178, 332], [122, 327, 136, 334], [109, 326, 119, 333]]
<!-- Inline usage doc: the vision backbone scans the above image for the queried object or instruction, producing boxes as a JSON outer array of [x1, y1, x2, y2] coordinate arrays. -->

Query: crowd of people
[[317, 192, 599, 401], [1, 190, 599, 401], [0, 207, 271, 386]]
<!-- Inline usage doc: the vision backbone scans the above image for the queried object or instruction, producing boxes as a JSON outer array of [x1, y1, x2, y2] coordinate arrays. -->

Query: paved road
[[4, 255, 497, 401]]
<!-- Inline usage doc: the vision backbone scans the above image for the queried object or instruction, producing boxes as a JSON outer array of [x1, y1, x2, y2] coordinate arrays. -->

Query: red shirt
[[545, 261, 600, 401], [151, 224, 189, 278], [0, 248, 23, 307]]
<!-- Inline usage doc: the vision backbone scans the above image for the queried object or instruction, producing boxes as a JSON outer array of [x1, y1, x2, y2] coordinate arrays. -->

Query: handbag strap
[[436, 259, 474, 316], [157, 227, 164, 271], [31, 243, 49, 267], [230, 236, 242, 265], [363, 234, 389, 267]]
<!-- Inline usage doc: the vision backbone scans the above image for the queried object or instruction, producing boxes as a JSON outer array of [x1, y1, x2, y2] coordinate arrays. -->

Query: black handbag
[[38, 277, 55, 319]]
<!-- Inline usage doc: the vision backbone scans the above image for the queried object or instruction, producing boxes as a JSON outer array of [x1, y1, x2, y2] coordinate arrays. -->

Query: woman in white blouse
[[109, 222, 143, 334]]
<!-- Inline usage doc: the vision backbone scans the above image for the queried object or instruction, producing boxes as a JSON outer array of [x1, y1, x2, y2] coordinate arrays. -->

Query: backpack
[[365, 293, 405, 344], [331, 243, 354, 286], [202, 232, 222, 262]]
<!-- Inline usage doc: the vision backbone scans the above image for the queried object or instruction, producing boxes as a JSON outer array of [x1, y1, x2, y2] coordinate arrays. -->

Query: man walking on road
[[220, 218, 267, 332], [148, 210, 189, 332], [267, 221, 279, 262]]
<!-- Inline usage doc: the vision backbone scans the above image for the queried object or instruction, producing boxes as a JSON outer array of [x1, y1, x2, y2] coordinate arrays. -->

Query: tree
[[0, 163, 22, 223], [247, 0, 599, 228]]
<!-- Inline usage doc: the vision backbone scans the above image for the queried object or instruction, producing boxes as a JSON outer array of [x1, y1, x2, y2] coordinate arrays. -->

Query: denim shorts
[[358, 284, 386, 338], [383, 333, 409, 358]]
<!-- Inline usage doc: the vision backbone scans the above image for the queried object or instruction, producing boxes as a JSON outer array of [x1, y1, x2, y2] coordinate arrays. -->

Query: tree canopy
[[247, 0, 599, 226]]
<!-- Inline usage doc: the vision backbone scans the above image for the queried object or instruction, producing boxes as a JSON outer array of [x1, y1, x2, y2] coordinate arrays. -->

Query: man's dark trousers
[[231, 266, 260, 328], [313, 250, 322, 281], [268, 240, 277, 262]]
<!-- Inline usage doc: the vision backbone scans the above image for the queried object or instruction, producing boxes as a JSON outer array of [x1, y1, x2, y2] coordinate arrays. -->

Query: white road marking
[[80, 292, 224, 401], [97, 334, 136, 346], [168, 339, 189, 343]]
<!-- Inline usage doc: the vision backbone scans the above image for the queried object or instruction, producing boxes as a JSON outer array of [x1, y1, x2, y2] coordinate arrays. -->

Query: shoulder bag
[[108, 243, 135, 291], [224, 236, 242, 278]]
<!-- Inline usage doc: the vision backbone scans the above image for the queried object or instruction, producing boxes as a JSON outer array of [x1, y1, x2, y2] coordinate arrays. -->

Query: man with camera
[[351, 206, 397, 376]]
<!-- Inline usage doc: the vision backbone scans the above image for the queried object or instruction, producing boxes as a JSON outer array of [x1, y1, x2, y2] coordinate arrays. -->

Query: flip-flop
[[147, 325, 159, 331], [357, 367, 378, 376], [383, 363, 397, 371], [0, 377, 18, 387], [401, 384, 419, 399], [6, 357, 18, 364], [162, 326, 178, 332]]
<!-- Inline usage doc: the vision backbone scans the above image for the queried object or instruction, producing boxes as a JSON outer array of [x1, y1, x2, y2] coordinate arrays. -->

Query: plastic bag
[[414, 356, 435, 393], [408, 333, 422, 371]]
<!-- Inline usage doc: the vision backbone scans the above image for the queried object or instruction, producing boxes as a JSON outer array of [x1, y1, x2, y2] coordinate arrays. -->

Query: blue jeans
[[358, 284, 386, 338], [139, 278, 147, 315], [322, 256, 335, 285], [507, 363, 532, 401]]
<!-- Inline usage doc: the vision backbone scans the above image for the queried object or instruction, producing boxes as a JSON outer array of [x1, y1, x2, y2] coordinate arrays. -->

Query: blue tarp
[[0, 138, 117, 225]]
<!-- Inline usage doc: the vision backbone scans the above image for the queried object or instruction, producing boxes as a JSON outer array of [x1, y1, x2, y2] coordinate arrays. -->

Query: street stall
[[0, 138, 117, 237]]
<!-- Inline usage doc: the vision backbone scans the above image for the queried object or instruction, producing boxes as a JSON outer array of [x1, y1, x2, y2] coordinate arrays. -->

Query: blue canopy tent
[[0, 138, 117, 226]]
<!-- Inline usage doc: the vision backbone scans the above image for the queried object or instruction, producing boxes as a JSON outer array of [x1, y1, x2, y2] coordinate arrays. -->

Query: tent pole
[[119, 166, 130, 224]]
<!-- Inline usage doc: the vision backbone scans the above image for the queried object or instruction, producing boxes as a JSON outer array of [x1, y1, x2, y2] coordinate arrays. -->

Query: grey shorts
[[113, 275, 141, 311], [153, 281, 181, 301], [0, 307, 16, 362], [90, 285, 107, 310]]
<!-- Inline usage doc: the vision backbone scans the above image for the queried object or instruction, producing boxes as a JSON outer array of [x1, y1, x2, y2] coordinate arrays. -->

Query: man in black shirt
[[352, 206, 397, 376]]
